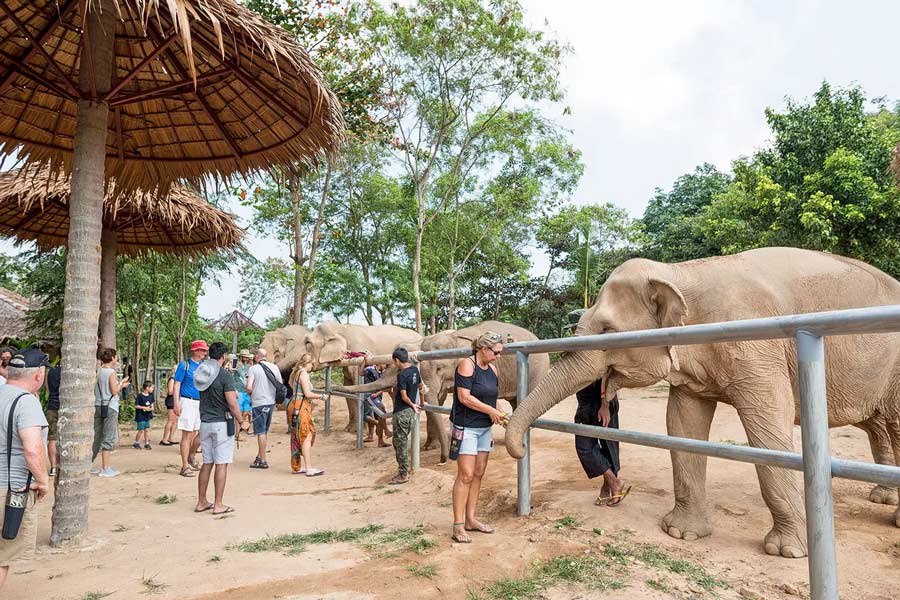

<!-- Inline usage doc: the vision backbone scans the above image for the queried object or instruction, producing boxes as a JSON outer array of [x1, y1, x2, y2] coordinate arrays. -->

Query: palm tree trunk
[[51, 5, 115, 547], [99, 227, 117, 349], [291, 179, 304, 325]]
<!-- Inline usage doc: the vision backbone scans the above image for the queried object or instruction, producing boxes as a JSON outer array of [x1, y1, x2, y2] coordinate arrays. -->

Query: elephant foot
[[344, 422, 355, 433], [423, 437, 440, 451], [660, 506, 711, 541], [763, 526, 806, 558], [868, 485, 899, 506]]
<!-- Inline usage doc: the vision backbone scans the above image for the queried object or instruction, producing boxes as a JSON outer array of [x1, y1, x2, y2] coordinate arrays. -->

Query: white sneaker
[[98, 468, 119, 478], [90, 467, 101, 475]]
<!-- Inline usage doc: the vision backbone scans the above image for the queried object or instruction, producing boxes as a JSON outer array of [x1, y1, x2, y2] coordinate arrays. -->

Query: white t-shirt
[[247, 361, 282, 407]]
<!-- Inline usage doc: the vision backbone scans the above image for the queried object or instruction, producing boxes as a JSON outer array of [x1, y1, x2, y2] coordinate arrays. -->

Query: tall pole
[[796, 331, 839, 600], [516, 351, 531, 516]]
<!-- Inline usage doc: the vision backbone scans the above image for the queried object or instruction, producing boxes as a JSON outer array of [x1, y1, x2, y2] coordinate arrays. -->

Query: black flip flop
[[194, 503, 213, 513]]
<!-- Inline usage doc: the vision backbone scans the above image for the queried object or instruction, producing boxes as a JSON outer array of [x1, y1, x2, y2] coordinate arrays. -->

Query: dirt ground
[[8, 385, 900, 600]]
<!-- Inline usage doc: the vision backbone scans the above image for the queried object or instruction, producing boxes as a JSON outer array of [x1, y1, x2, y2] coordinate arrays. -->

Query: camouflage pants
[[392, 409, 415, 476]]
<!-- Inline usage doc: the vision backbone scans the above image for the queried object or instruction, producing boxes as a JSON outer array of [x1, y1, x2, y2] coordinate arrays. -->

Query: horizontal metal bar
[[328, 305, 900, 367], [312, 388, 358, 401], [420, 402, 900, 489]]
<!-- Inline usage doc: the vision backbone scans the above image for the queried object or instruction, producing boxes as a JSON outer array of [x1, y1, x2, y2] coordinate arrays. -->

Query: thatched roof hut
[[0, 166, 244, 256], [0, 0, 345, 191], [0, 286, 31, 341]]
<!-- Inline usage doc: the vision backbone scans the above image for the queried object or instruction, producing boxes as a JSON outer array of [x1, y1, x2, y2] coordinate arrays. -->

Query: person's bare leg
[[301, 436, 314, 472], [465, 452, 492, 531], [452, 455, 475, 542], [189, 431, 200, 466], [196, 463, 213, 510], [101, 449, 110, 470], [48, 440, 58, 471], [180, 430, 192, 469], [256, 433, 268, 463], [213, 464, 228, 512], [0, 565, 8, 590]]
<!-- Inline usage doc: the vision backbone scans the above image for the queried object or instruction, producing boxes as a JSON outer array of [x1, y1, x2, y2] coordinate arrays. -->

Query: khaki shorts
[[0, 492, 38, 566], [46, 410, 58, 441]]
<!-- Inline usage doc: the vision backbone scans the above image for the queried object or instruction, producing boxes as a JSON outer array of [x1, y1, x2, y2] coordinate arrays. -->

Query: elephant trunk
[[506, 349, 606, 459], [335, 370, 398, 394]]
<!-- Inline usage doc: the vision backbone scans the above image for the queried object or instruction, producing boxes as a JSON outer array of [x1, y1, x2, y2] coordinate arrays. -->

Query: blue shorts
[[136, 420, 151, 431], [252, 405, 274, 434], [458, 426, 493, 455], [238, 392, 252, 413]]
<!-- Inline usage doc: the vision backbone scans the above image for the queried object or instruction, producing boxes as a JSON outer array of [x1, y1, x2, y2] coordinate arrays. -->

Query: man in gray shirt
[[245, 349, 282, 469], [0, 349, 50, 591]]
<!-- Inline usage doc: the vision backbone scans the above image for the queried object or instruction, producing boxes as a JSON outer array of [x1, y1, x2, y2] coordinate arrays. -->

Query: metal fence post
[[412, 409, 421, 471], [516, 351, 531, 516], [796, 331, 839, 600], [356, 368, 365, 449], [324, 366, 332, 432]]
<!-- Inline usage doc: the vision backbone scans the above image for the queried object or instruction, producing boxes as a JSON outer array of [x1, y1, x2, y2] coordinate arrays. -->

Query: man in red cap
[[173, 340, 208, 477]]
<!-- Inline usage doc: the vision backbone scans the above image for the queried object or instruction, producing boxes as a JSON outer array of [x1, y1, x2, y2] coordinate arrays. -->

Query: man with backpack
[[173, 340, 208, 478], [245, 348, 284, 469]]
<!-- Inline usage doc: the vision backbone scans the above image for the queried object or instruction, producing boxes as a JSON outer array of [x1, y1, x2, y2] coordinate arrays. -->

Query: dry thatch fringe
[[0, 164, 244, 256], [0, 0, 346, 192]]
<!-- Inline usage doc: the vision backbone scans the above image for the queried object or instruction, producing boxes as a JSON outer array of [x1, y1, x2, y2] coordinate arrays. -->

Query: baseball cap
[[190, 340, 209, 353], [8, 348, 51, 368]]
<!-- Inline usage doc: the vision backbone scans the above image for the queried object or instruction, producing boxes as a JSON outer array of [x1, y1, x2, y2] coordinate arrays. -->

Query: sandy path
[[7, 386, 900, 599]]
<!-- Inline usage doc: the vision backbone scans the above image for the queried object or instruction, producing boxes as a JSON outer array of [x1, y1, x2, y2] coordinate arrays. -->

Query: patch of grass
[[140, 573, 168, 594], [407, 564, 439, 579], [207, 555, 221, 563], [603, 543, 726, 591], [368, 524, 436, 555], [80, 593, 112, 600], [233, 525, 384, 556], [154, 494, 177, 505], [554, 515, 579, 530], [384, 488, 400, 494], [894, 541, 900, 549], [592, 527, 604, 536], [474, 553, 624, 599], [646, 577, 671, 592]]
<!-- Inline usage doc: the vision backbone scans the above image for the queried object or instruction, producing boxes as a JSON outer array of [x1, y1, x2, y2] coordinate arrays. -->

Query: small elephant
[[339, 321, 550, 462], [506, 247, 900, 559]]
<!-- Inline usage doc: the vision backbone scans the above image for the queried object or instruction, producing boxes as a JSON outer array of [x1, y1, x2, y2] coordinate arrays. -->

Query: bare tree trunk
[[52, 5, 115, 547], [99, 228, 117, 349], [361, 263, 373, 325], [176, 259, 187, 362], [298, 163, 332, 324], [447, 271, 456, 330], [291, 179, 304, 325], [412, 198, 425, 334]]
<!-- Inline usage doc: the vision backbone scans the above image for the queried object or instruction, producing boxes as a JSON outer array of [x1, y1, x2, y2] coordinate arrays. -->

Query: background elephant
[[506, 247, 900, 559], [302, 322, 422, 431], [258, 325, 312, 379], [339, 320, 550, 462]]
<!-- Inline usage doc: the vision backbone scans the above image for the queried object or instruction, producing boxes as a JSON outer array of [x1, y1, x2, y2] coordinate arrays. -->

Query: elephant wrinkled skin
[[506, 247, 900, 558], [338, 321, 550, 462]]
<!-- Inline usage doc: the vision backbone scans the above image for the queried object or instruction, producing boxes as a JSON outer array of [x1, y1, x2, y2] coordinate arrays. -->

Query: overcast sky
[[203, 0, 900, 322], [7, 1, 900, 325]]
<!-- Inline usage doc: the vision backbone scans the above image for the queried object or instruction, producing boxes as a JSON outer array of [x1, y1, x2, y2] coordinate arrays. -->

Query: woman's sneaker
[[133, 442, 141, 449], [98, 468, 120, 478], [144, 444, 152, 450], [90, 467, 102, 475]]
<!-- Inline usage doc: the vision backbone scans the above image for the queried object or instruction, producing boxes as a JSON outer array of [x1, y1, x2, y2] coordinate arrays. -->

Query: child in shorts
[[134, 381, 155, 449]]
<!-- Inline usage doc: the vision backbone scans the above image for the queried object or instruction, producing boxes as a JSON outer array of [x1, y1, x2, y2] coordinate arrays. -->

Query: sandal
[[194, 503, 214, 513], [389, 472, 409, 485], [306, 468, 325, 477], [451, 524, 472, 544], [179, 468, 194, 478], [212, 506, 235, 516], [465, 522, 495, 534], [606, 485, 633, 507]]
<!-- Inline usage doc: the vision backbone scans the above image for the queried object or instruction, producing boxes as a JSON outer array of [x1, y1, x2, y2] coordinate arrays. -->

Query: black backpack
[[259, 362, 288, 405]]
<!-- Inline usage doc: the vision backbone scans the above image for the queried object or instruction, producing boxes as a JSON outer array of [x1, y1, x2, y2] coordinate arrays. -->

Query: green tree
[[371, 0, 568, 332]]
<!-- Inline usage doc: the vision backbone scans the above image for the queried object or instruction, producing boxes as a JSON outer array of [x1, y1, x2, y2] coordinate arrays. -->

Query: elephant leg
[[344, 397, 359, 433], [885, 417, 900, 528], [735, 379, 806, 558], [662, 386, 717, 542], [855, 415, 899, 505], [424, 413, 441, 450]]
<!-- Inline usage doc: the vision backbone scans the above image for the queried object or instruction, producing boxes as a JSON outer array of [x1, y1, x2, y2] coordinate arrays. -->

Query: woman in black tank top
[[450, 331, 505, 544], [160, 374, 177, 446]]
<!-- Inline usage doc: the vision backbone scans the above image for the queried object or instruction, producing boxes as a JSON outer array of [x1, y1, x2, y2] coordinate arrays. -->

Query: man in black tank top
[[389, 347, 423, 485]]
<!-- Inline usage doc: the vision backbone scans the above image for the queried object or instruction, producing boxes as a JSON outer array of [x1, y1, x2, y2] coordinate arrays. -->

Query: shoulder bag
[[3, 392, 31, 540], [259, 363, 288, 405]]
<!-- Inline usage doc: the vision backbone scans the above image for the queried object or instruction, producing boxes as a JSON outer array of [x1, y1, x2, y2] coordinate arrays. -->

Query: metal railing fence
[[312, 305, 900, 600]]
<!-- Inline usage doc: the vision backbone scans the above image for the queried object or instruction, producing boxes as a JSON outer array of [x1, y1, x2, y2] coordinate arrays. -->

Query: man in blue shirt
[[174, 340, 208, 477]]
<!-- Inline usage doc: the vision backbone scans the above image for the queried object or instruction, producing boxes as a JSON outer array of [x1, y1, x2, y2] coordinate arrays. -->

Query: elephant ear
[[648, 277, 688, 371]]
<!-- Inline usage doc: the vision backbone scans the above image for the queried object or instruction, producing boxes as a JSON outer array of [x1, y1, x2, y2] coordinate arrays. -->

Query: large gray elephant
[[339, 321, 550, 462], [301, 322, 422, 431], [506, 247, 900, 559], [258, 325, 312, 379]]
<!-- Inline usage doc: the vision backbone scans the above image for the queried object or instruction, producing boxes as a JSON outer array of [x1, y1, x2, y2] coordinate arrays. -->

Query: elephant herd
[[259, 247, 900, 559]]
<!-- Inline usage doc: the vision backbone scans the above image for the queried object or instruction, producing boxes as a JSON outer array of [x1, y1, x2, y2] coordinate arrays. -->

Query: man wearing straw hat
[[232, 350, 254, 439], [174, 340, 209, 477]]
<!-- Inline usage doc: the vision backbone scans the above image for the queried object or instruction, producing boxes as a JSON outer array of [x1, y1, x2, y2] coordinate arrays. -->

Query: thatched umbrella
[[0, 165, 244, 349], [211, 309, 262, 354], [0, 1, 343, 545]]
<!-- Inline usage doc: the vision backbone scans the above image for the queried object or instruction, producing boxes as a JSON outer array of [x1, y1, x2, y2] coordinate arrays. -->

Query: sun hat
[[239, 348, 253, 359], [190, 340, 209, 353]]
